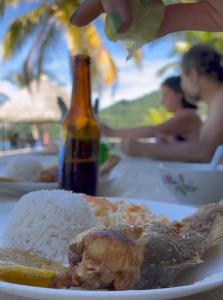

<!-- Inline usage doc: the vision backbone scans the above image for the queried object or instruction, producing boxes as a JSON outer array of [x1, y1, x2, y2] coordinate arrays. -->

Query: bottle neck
[[70, 56, 93, 118]]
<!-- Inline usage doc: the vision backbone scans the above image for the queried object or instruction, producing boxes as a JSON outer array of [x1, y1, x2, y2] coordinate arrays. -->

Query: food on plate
[[1, 151, 120, 183], [3, 157, 57, 183], [2, 193, 223, 291], [68, 203, 223, 290], [3, 190, 97, 264], [40, 155, 121, 183], [5, 157, 43, 182], [40, 166, 58, 183], [84, 195, 168, 227], [0, 248, 70, 288]]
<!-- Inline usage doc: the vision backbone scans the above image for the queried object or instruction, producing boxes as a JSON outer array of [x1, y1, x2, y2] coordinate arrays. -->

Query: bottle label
[[59, 138, 99, 195], [63, 138, 99, 163]]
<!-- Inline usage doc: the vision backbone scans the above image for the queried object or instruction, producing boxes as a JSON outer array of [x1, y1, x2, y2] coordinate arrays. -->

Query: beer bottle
[[59, 55, 100, 195]]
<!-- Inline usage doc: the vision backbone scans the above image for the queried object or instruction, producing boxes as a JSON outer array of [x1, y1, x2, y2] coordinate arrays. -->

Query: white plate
[[0, 177, 116, 202], [1, 199, 223, 300], [0, 182, 58, 202]]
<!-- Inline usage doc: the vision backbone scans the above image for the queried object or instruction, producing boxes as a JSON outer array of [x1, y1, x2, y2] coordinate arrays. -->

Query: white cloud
[[42, 54, 175, 109], [0, 81, 19, 98], [98, 59, 170, 108]]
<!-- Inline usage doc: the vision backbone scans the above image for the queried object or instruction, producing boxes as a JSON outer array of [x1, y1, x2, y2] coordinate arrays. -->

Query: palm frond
[[65, 23, 117, 88], [36, 25, 60, 81], [133, 50, 143, 68], [3, 6, 51, 59], [0, 0, 19, 15], [86, 24, 117, 86], [22, 21, 59, 86], [2, 0, 119, 90]]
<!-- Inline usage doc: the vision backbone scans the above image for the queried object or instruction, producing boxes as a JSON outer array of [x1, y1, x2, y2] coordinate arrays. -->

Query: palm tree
[[1, 0, 119, 91]]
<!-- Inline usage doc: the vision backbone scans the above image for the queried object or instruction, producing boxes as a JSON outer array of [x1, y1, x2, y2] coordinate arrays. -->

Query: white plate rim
[[0, 273, 223, 300]]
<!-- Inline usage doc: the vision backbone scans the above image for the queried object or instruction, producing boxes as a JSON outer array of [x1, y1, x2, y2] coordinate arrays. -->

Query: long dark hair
[[182, 44, 223, 82], [162, 76, 197, 110]]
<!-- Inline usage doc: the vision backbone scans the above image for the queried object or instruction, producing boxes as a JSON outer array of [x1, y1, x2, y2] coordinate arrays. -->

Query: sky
[[0, 1, 179, 108]]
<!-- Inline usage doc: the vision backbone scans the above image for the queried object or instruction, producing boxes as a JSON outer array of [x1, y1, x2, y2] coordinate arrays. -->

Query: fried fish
[[69, 203, 223, 290], [1, 203, 223, 291]]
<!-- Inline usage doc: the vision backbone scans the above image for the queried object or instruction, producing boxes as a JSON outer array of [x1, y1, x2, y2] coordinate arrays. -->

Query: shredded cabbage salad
[[85, 195, 169, 227]]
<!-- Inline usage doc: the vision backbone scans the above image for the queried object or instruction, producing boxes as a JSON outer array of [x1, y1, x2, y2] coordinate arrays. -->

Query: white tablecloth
[[99, 156, 176, 202], [0, 152, 223, 300]]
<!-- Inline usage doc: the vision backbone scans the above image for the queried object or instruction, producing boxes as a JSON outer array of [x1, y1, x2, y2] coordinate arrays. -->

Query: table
[[99, 155, 176, 202], [0, 151, 222, 300]]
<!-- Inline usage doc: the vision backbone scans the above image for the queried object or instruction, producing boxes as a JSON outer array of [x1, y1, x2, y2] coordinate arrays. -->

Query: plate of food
[[0, 155, 120, 199], [1, 191, 223, 300]]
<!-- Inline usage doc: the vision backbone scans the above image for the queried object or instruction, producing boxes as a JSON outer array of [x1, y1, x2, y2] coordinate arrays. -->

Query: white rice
[[3, 190, 97, 264], [5, 157, 43, 182]]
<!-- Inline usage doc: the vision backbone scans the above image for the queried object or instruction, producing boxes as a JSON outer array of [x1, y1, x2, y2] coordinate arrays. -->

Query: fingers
[[102, 0, 132, 33], [71, 0, 133, 33], [71, 1, 219, 39], [70, 0, 104, 27]]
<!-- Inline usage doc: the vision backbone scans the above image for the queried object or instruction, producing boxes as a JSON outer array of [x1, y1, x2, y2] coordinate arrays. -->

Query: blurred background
[[0, 0, 220, 152]]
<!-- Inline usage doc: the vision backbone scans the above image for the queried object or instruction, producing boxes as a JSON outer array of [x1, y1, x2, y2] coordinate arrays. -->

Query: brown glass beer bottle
[[59, 55, 100, 195]]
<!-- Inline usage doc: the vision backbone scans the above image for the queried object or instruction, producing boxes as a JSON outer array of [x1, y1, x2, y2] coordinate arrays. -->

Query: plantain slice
[[0, 248, 70, 288]]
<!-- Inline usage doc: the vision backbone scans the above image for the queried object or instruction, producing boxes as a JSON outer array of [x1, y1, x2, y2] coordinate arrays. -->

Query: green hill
[[99, 91, 161, 128]]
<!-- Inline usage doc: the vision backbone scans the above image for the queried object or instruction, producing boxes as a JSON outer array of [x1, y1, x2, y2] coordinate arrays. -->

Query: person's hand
[[71, 0, 132, 33], [159, 1, 223, 36], [71, 0, 223, 37], [155, 133, 174, 144], [121, 139, 143, 157]]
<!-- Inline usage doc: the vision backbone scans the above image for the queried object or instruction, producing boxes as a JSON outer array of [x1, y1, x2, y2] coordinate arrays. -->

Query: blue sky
[[0, 1, 179, 108]]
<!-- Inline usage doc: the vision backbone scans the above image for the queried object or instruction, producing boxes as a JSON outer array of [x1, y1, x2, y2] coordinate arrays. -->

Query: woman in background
[[101, 76, 202, 143], [121, 44, 223, 162]]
